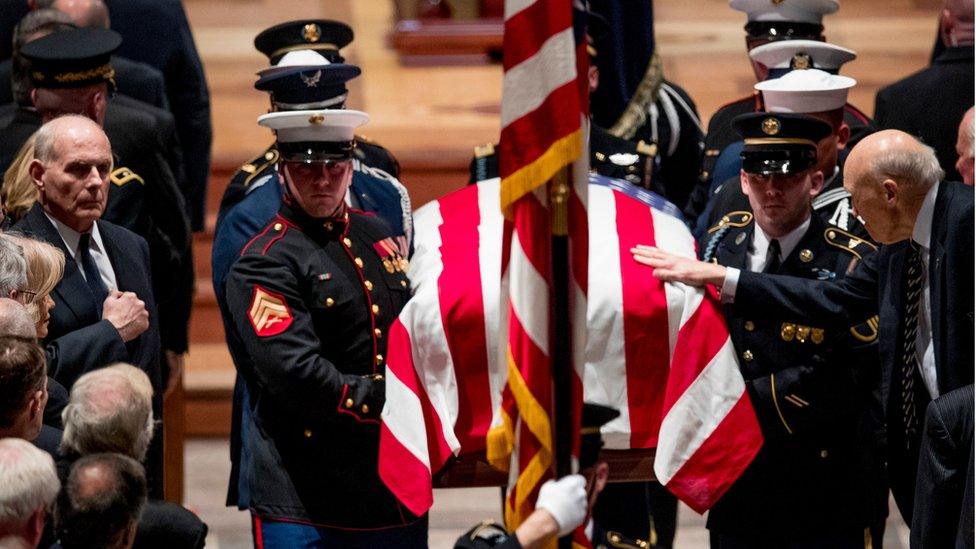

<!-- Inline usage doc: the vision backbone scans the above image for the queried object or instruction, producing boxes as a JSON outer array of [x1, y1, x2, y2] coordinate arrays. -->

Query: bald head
[[0, 299, 37, 339], [29, 115, 112, 233], [50, 0, 110, 29], [844, 130, 944, 243], [957, 107, 975, 185]]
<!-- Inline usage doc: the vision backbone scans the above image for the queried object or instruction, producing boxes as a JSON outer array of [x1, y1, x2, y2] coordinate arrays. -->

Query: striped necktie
[[900, 242, 923, 446]]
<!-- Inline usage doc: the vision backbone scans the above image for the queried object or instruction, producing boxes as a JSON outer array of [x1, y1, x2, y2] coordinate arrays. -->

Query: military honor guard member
[[690, 0, 875, 226], [213, 29, 413, 512], [703, 66, 872, 242], [218, 19, 404, 221], [224, 108, 424, 547], [690, 112, 888, 547], [456, 404, 652, 549], [633, 129, 974, 527]]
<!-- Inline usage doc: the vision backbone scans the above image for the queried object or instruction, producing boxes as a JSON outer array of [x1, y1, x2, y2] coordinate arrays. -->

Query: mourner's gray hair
[[870, 138, 944, 198], [0, 438, 59, 528], [0, 237, 28, 299], [61, 364, 155, 462], [11, 9, 74, 106], [0, 299, 38, 339]]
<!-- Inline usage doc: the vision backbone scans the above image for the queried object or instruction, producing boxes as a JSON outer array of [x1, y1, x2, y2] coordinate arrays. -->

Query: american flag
[[378, 177, 763, 516], [486, 0, 591, 531]]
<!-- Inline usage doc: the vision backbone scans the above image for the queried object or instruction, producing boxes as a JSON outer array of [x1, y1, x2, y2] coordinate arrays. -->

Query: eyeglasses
[[16, 289, 37, 305]]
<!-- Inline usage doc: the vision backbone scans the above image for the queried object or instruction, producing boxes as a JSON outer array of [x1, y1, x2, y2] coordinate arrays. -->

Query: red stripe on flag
[[664, 395, 763, 513], [502, 0, 573, 69], [663, 288, 729, 411], [568, 185, 588, 292], [378, 422, 433, 516], [615, 193, 670, 448], [436, 189, 494, 449], [512, 194, 552, 282], [499, 81, 582, 179], [379, 319, 455, 516], [508, 311, 553, 417]]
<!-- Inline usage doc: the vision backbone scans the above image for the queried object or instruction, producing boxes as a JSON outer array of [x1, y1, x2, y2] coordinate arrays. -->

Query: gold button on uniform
[[371, 304, 380, 314], [354, 257, 364, 268], [344, 398, 354, 409], [744, 321, 755, 331], [400, 280, 407, 288], [742, 350, 754, 361], [374, 328, 382, 337], [361, 404, 369, 414], [273, 223, 283, 231], [364, 280, 373, 291], [343, 237, 352, 247], [820, 450, 829, 458], [303, 429, 312, 438], [325, 297, 335, 307], [375, 354, 383, 365]]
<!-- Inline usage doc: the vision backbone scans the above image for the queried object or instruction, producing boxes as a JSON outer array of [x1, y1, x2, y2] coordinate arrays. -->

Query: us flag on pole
[[484, 0, 591, 534]]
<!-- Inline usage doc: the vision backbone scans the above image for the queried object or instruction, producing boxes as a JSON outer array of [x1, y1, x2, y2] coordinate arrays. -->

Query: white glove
[[534, 474, 588, 537]]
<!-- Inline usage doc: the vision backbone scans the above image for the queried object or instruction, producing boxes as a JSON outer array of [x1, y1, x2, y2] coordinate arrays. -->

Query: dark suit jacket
[[105, 0, 211, 231], [911, 384, 975, 549], [874, 46, 975, 182], [13, 205, 162, 401], [133, 500, 208, 549], [733, 181, 975, 522], [0, 103, 191, 356], [0, 55, 168, 109]]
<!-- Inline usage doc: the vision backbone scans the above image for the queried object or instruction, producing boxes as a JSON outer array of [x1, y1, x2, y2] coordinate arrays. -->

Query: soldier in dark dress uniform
[[690, 0, 875, 226], [703, 66, 873, 246], [215, 36, 413, 512], [218, 20, 403, 221], [697, 112, 886, 548], [225, 109, 425, 547]]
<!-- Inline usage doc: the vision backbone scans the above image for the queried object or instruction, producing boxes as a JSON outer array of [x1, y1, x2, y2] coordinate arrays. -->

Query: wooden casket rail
[[432, 449, 656, 489]]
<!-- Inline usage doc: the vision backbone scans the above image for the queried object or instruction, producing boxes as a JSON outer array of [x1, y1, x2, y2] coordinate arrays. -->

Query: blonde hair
[[1, 136, 39, 225], [2, 235, 64, 331]]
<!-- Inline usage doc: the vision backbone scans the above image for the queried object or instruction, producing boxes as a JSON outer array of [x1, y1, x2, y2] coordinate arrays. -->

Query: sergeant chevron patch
[[248, 285, 293, 337]]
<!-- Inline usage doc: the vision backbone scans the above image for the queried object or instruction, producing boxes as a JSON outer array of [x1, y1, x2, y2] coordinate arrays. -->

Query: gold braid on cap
[[608, 52, 664, 140], [47, 64, 115, 84]]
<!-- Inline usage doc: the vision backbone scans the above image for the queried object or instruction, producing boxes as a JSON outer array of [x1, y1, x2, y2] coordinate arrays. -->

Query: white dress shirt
[[43, 211, 119, 293], [911, 181, 940, 399], [721, 216, 811, 302]]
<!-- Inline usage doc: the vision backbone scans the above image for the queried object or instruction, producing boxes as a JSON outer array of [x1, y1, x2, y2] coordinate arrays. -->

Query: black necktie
[[763, 239, 782, 273], [901, 242, 923, 446], [78, 233, 108, 306]]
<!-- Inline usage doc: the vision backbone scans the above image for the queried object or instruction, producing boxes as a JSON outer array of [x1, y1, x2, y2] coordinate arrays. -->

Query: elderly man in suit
[[632, 129, 974, 524], [13, 114, 164, 493]]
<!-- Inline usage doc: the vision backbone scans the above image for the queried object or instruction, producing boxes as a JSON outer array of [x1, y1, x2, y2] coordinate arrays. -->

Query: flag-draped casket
[[379, 175, 762, 517]]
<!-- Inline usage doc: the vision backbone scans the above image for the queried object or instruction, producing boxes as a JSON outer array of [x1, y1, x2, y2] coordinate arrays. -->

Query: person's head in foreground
[[55, 452, 147, 549], [0, 437, 59, 548]]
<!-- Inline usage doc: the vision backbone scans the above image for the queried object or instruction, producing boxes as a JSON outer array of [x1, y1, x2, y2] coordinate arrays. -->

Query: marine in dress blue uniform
[[225, 109, 425, 547], [218, 20, 404, 222], [701, 112, 886, 548], [214, 50, 412, 511]]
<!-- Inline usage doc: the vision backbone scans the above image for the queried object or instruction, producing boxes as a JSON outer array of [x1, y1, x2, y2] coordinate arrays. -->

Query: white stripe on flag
[[582, 185, 630, 449], [504, 0, 537, 19], [500, 27, 578, 128], [382, 343, 431, 467], [649, 209, 702, 361], [477, 179, 506, 412], [654, 337, 744, 485], [509, 224, 550, 355]]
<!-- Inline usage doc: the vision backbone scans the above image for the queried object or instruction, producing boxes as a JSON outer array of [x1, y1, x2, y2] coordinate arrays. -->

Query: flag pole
[[549, 168, 574, 548]]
